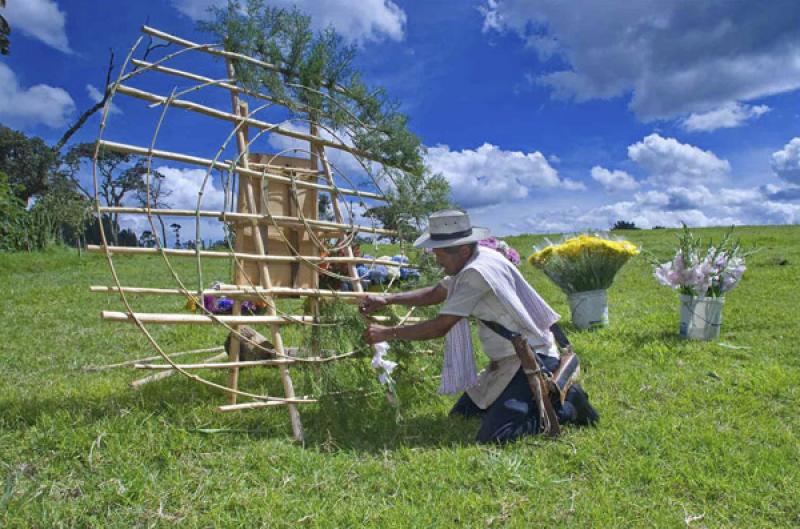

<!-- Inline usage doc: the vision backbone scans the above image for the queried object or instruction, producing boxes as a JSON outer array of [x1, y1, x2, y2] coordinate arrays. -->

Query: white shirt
[[439, 269, 559, 409]]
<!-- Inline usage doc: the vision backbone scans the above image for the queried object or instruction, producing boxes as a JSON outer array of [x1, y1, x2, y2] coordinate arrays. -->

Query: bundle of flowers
[[479, 237, 521, 265], [653, 225, 746, 297], [528, 234, 639, 294]]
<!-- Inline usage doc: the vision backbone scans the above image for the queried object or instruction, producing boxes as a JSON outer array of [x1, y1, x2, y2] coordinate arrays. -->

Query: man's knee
[[476, 398, 538, 444], [450, 393, 483, 418]]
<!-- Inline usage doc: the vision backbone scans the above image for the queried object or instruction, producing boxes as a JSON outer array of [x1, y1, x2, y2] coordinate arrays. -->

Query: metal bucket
[[679, 294, 725, 340], [567, 289, 608, 330]]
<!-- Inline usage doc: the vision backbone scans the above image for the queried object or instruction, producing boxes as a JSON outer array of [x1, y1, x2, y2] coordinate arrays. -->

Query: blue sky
[[3, 0, 800, 242]]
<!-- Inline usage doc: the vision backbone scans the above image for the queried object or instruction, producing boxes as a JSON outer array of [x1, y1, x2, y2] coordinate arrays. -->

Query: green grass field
[[1, 225, 799, 527]]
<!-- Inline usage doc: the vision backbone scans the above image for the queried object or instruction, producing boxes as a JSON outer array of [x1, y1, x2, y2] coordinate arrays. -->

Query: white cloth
[[371, 341, 397, 385], [437, 247, 560, 396]]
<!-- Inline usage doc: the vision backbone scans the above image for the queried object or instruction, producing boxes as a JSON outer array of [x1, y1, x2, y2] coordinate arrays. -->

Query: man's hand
[[359, 295, 389, 315], [363, 324, 394, 344]]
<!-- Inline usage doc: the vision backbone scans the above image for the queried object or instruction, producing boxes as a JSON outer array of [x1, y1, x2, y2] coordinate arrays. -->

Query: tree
[[118, 228, 138, 247], [139, 230, 156, 248], [0, 171, 27, 250], [1, 0, 9, 55], [134, 168, 171, 245], [611, 220, 639, 230], [364, 169, 451, 242], [170, 223, 182, 248], [317, 193, 334, 221], [0, 125, 59, 202], [64, 143, 150, 246], [201, 1, 449, 230]]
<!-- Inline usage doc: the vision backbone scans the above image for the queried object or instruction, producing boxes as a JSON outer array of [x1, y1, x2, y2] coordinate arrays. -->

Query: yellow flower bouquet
[[528, 234, 639, 329]]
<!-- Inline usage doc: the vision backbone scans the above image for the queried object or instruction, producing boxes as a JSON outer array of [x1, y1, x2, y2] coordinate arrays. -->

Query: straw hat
[[413, 209, 490, 249]]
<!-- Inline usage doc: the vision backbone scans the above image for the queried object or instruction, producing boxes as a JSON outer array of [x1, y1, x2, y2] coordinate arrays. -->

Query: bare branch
[[53, 50, 116, 152]]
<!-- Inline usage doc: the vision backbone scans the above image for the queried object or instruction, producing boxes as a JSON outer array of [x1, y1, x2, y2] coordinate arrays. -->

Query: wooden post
[[227, 59, 303, 442], [310, 124, 361, 292]]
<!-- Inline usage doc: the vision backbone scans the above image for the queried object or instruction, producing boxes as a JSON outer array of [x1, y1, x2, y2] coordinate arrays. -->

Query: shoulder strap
[[480, 319, 571, 348], [479, 319, 519, 341]]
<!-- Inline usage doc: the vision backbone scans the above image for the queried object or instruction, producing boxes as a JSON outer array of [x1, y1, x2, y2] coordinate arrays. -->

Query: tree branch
[[53, 50, 115, 153]]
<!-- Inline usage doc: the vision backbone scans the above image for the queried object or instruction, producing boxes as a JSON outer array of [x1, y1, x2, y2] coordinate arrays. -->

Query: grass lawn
[[1, 225, 799, 527]]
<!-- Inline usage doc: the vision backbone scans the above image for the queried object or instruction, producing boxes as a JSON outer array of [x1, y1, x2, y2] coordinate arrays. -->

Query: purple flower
[[654, 262, 680, 289], [506, 248, 521, 265], [479, 237, 498, 250]]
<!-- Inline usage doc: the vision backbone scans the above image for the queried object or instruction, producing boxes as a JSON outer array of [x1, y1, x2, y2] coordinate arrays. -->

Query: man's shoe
[[566, 384, 599, 427]]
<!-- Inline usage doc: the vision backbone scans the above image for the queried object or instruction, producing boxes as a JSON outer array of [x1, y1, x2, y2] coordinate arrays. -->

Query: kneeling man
[[361, 210, 598, 444]]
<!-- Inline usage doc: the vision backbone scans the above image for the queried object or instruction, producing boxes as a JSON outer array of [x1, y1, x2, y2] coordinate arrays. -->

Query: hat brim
[[413, 227, 491, 249]]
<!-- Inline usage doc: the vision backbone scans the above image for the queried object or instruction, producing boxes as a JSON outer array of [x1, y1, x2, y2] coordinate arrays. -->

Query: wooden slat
[[102, 311, 315, 325], [87, 245, 414, 268], [129, 352, 227, 388], [98, 206, 397, 236], [217, 399, 316, 412], [135, 359, 295, 369], [97, 140, 386, 201], [90, 285, 372, 299], [141, 25, 348, 96], [131, 58, 285, 107], [117, 84, 372, 161], [102, 310, 417, 325]]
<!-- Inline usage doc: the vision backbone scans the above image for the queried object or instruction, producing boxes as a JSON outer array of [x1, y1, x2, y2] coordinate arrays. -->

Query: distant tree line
[[0, 124, 176, 251]]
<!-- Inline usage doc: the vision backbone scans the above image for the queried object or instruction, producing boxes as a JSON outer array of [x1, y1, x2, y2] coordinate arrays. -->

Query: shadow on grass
[[0, 373, 477, 453]]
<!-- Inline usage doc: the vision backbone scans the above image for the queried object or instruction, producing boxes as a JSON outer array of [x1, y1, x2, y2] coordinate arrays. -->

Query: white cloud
[[173, 0, 406, 43], [682, 102, 770, 132], [154, 166, 226, 212], [510, 182, 796, 235], [481, 1, 800, 122], [4, 0, 71, 53], [627, 134, 730, 186], [771, 137, 800, 184], [425, 142, 581, 208], [590, 166, 638, 191], [86, 84, 121, 115], [117, 166, 228, 246], [0, 63, 75, 128]]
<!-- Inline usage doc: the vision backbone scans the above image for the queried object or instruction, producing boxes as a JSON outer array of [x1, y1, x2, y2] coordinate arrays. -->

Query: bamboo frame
[[87, 25, 420, 439]]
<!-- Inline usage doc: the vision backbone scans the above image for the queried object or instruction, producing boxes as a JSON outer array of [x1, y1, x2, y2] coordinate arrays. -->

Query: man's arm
[[363, 314, 462, 344], [359, 283, 448, 314]]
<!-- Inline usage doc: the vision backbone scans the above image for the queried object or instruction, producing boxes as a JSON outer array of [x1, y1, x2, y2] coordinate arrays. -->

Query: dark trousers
[[450, 354, 577, 444]]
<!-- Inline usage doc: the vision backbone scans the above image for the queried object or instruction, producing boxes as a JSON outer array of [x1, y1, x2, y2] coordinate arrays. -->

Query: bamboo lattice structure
[[90, 26, 417, 442]]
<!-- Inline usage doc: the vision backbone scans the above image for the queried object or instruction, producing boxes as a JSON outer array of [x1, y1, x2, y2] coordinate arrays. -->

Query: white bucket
[[567, 289, 608, 330], [679, 294, 725, 340]]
